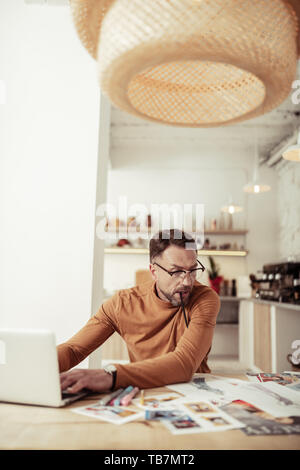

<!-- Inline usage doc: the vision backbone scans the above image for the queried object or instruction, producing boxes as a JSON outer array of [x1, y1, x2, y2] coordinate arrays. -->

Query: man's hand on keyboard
[[60, 369, 113, 393]]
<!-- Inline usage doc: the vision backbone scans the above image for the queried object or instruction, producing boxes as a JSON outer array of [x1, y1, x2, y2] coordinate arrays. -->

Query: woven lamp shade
[[70, 0, 299, 127], [243, 183, 271, 194]]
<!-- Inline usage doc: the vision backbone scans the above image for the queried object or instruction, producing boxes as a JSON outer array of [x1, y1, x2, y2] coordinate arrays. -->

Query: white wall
[[103, 162, 279, 292], [0, 1, 100, 344], [277, 162, 300, 261]]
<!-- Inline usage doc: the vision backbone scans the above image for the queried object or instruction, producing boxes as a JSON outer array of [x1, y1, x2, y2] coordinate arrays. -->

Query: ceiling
[[109, 76, 300, 169]]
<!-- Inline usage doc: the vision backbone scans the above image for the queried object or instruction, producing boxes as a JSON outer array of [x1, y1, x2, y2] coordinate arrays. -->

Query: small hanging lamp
[[221, 197, 243, 215], [69, 0, 299, 127], [282, 132, 300, 162], [244, 129, 271, 194]]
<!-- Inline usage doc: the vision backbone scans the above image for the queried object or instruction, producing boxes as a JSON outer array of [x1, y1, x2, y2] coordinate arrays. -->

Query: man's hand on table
[[60, 369, 113, 393]]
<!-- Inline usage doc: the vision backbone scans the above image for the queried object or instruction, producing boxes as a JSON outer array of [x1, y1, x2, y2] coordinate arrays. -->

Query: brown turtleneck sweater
[[57, 280, 220, 389]]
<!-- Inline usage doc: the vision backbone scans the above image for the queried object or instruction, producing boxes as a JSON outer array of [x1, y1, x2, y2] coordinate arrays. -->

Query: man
[[59, 229, 220, 394]]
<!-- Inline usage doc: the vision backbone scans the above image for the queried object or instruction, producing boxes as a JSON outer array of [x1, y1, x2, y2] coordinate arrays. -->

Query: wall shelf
[[204, 230, 248, 235], [105, 248, 248, 257], [104, 229, 248, 235], [104, 229, 249, 256], [198, 249, 248, 257]]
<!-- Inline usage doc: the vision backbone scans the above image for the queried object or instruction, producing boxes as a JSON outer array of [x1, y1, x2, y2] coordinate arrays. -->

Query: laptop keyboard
[[62, 390, 81, 399]]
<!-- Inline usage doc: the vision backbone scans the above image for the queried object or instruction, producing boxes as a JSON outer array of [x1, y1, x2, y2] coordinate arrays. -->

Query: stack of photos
[[70, 373, 300, 436], [246, 372, 300, 392], [221, 400, 300, 436], [72, 404, 143, 425], [144, 399, 244, 435], [132, 392, 182, 409], [167, 374, 246, 404]]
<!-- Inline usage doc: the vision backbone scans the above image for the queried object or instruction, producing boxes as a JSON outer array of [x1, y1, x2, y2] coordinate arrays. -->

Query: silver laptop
[[0, 328, 89, 407]]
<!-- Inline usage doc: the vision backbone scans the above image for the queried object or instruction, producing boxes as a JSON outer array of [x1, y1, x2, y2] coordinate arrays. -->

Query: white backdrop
[[0, 1, 100, 346]]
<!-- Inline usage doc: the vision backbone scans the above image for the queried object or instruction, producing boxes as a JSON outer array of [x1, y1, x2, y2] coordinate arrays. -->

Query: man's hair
[[149, 229, 197, 262]]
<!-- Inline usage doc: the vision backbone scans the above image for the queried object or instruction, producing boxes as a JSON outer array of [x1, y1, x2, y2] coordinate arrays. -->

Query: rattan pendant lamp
[[70, 0, 299, 127]]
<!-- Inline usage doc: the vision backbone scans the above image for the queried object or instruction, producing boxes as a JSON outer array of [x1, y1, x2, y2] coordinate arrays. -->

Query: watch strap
[[110, 369, 117, 391]]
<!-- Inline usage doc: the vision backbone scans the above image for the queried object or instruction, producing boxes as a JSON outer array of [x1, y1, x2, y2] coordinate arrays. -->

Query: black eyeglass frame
[[153, 259, 205, 278]]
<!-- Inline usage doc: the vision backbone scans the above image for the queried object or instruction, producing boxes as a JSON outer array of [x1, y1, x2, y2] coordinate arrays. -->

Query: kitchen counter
[[220, 296, 300, 311], [239, 298, 300, 373], [245, 298, 300, 312]]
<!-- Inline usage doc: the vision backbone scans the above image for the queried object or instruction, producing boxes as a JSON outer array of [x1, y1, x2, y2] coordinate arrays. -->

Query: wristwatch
[[103, 364, 117, 391]]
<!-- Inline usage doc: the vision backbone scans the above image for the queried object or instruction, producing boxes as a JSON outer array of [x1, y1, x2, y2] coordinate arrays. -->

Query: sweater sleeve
[[57, 294, 120, 372], [114, 288, 220, 389]]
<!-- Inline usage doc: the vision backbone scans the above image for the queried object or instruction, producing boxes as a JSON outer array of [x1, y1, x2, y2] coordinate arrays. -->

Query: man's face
[[150, 245, 199, 306]]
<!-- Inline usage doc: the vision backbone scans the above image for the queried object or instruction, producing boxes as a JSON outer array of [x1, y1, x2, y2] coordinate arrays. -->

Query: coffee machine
[[255, 262, 300, 304]]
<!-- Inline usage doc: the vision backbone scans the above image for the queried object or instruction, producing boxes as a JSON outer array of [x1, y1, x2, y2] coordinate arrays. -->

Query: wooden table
[[1, 378, 300, 450]]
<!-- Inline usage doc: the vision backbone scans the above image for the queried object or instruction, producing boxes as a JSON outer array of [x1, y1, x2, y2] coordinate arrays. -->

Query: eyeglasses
[[153, 259, 205, 280]]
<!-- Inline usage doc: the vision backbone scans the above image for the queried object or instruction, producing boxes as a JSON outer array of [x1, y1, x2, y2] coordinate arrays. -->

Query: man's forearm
[[57, 343, 86, 372], [113, 317, 215, 389], [57, 308, 117, 372], [114, 339, 213, 389], [114, 354, 191, 389]]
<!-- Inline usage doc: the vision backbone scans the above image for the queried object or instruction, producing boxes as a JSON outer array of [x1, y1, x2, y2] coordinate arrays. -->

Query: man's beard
[[158, 286, 192, 307]]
